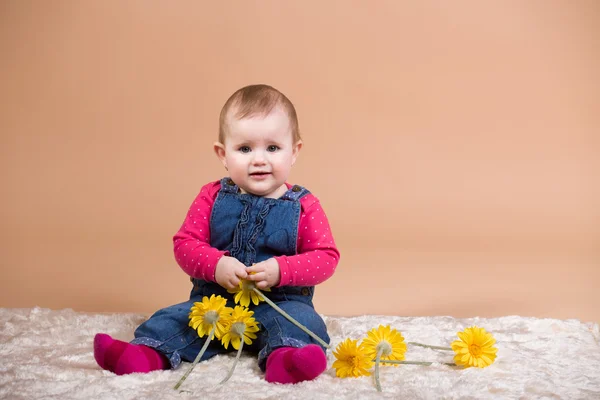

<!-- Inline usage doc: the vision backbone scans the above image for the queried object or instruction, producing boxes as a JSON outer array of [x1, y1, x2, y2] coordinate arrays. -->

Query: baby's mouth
[[249, 172, 271, 180]]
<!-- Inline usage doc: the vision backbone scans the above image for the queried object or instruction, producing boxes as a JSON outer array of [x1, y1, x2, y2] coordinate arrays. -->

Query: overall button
[[301, 287, 310, 296], [227, 178, 235, 186], [292, 185, 301, 192]]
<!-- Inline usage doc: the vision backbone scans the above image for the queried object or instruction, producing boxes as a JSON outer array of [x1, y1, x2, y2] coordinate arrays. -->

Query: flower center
[[376, 340, 393, 357], [352, 355, 361, 369], [204, 310, 219, 324], [469, 344, 482, 356], [242, 280, 255, 291], [231, 322, 246, 337]]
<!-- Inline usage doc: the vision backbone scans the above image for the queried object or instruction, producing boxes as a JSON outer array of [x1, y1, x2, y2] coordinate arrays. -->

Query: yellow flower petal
[[228, 278, 269, 308], [457, 331, 470, 344], [362, 325, 407, 366], [452, 326, 498, 368], [222, 333, 231, 349], [220, 305, 260, 349], [233, 291, 243, 306], [332, 338, 373, 378], [188, 295, 233, 339], [481, 354, 493, 364]]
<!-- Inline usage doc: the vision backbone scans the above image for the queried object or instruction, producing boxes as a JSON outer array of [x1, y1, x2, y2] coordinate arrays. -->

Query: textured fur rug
[[1, 307, 599, 399]]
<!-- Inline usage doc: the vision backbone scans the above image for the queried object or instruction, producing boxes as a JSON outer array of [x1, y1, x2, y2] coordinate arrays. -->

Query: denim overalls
[[131, 178, 330, 370]]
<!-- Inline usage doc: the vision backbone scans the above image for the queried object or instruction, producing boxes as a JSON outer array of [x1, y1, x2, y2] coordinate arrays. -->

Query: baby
[[93, 84, 340, 384]]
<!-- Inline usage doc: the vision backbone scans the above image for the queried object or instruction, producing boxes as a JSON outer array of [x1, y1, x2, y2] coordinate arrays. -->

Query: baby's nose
[[252, 151, 267, 164]]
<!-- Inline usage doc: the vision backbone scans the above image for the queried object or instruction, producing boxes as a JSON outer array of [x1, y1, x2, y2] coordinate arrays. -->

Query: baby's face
[[216, 107, 301, 198]]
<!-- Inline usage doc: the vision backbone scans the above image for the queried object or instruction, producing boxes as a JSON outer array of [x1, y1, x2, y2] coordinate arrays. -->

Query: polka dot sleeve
[[275, 195, 340, 287], [172, 181, 228, 282]]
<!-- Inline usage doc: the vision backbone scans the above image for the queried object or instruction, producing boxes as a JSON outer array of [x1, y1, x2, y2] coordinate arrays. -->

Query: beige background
[[1, 1, 598, 322]]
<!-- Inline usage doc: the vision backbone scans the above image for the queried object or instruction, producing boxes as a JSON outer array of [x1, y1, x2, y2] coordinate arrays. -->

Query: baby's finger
[[255, 280, 269, 290], [235, 269, 248, 280], [245, 270, 261, 280], [248, 272, 265, 282], [245, 265, 262, 274]]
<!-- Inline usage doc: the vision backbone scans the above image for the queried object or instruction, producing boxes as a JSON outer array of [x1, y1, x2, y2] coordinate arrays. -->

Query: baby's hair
[[219, 84, 300, 143]]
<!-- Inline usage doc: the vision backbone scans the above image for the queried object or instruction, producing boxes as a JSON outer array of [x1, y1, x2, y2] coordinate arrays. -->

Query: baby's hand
[[246, 258, 280, 289], [215, 256, 248, 290]]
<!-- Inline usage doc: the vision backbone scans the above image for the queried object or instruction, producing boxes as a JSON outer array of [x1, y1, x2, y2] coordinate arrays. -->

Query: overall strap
[[280, 184, 310, 201], [219, 177, 239, 194]]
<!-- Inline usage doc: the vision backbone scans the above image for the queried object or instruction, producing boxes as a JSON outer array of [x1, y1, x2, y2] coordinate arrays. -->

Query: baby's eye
[[239, 146, 251, 153], [267, 145, 280, 152]]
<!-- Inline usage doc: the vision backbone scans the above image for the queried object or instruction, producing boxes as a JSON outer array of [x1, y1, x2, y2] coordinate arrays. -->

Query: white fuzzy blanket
[[1, 308, 599, 400]]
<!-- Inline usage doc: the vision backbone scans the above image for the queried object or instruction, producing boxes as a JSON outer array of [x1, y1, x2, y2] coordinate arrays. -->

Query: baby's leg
[[252, 300, 330, 384], [94, 299, 228, 375]]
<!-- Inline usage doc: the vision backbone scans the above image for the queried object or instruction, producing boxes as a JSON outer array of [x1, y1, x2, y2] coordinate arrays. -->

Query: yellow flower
[[362, 325, 407, 366], [332, 338, 374, 378], [227, 278, 269, 307], [451, 326, 498, 368], [188, 294, 233, 339], [221, 306, 260, 350]]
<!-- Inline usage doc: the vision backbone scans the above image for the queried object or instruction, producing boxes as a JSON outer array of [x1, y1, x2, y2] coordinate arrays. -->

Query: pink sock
[[265, 344, 327, 384], [93, 333, 168, 375]]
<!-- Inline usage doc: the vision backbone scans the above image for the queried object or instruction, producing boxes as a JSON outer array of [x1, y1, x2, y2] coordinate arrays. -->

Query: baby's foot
[[93, 333, 168, 375], [265, 344, 327, 384]]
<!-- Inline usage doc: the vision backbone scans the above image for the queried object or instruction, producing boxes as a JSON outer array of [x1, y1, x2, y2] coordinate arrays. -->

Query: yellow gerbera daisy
[[188, 294, 233, 339], [332, 338, 374, 378], [362, 325, 407, 366], [451, 326, 498, 368], [221, 306, 260, 350], [227, 278, 270, 307]]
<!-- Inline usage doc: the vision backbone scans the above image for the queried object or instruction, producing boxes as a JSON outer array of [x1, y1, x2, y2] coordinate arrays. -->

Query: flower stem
[[253, 288, 330, 349], [373, 359, 457, 367], [173, 323, 216, 390], [408, 341, 453, 351], [374, 347, 383, 392], [220, 341, 244, 384]]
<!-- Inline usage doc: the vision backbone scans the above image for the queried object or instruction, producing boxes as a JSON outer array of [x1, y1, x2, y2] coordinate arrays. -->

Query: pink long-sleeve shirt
[[173, 180, 340, 287]]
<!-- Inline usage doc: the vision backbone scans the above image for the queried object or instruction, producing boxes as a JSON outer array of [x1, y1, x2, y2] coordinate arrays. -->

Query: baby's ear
[[292, 140, 303, 165], [213, 142, 227, 169]]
